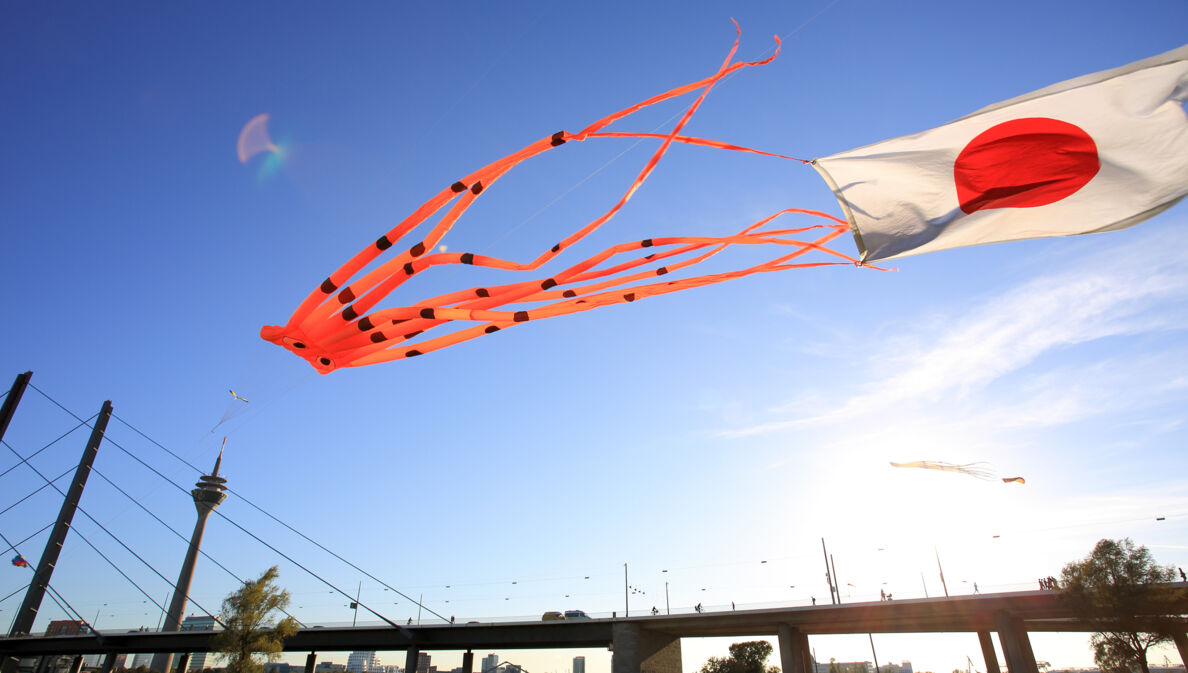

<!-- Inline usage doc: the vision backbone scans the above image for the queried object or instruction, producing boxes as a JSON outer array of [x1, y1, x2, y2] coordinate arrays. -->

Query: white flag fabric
[[813, 44, 1188, 262]]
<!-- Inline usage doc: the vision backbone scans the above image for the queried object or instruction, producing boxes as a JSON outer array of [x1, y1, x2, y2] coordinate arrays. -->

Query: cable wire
[[111, 411, 446, 623]]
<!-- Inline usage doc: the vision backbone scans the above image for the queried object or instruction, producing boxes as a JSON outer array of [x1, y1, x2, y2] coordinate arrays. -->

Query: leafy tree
[[210, 566, 299, 673], [1059, 538, 1179, 673], [697, 641, 780, 673]]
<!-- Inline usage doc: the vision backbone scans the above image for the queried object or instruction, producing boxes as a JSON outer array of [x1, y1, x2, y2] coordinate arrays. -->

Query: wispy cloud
[[720, 227, 1188, 438]]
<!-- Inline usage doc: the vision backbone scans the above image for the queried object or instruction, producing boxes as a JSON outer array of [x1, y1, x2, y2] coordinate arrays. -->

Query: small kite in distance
[[890, 461, 997, 480], [890, 461, 1025, 485], [229, 390, 249, 403], [11, 554, 29, 568]]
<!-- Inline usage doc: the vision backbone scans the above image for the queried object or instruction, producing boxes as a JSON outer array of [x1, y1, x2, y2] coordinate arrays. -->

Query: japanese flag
[[813, 44, 1188, 262]]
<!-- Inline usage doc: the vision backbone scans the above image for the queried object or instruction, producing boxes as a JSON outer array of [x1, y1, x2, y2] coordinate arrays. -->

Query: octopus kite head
[[260, 325, 339, 374]]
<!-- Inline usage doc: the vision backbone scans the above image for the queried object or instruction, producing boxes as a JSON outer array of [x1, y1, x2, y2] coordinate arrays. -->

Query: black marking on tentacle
[[320, 278, 337, 294], [624, 293, 636, 302], [470, 181, 484, 195], [403, 262, 415, 275], [641, 239, 654, 247], [476, 288, 490, 298], [485, 325, 501, 334], [461, 253, 475, 265], [370, 332, 387, 344], [410, 242, 426, 257], [337, 287, 355, 304], [292, 342, 306, 349], [419, 308, 436, 319], [656, 267, 669, 275], [342, 305, 359, 321], [541, 278, 557, 290], [358, 316, 375, 332], [551, 243, 561, 253], [644, 254, 655, 260], [562, 290, 577, 298], [551, 131, 567, 146], [404, 330, 423, 339], [376, 236, 392, 251], [406, 350, 423, 357], [451, 181, 467, 193], [513, 311, 529, 322]]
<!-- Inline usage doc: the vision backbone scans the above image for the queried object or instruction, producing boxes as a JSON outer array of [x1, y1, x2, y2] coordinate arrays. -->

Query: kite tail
[[261, 26, 865, 373]]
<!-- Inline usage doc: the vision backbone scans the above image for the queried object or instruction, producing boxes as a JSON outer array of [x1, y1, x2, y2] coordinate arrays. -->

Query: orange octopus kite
[[260, 25, 860, 373]]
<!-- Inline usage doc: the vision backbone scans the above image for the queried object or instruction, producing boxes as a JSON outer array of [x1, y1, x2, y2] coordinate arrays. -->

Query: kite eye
[[281, 336, 307, 350], [318, 357, 332, 367]]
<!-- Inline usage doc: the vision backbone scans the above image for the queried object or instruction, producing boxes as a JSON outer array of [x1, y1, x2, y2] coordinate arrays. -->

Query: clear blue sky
[[2, 2, 1187, 673]]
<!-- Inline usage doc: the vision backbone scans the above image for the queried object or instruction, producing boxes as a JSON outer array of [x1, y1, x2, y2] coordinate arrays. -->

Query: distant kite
[[890, 461, 1025, 485], [260, 29, 1188, 373], [229, 390, 249, 404], [11, 555, 29, 568]]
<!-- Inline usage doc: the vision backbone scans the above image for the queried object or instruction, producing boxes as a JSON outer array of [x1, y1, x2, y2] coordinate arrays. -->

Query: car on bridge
[[541, 611, 564, 621], [564, 610, 591, 620]]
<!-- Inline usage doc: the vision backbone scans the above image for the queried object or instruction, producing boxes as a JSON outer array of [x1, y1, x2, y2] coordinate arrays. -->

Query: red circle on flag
[[954, 117, 1100, 215]]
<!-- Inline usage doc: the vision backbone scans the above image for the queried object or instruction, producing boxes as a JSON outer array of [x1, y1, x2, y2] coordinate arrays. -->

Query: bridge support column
[[405, 648, 421, 673], [100, 653, 119, 673], [977, 632, 1000, 673], [463, 651, 474, 673], [176, 652, 191, 673], [777, 624, 813, 673], [305, 652, 318, 673], [1172, 632, 1188, 667], [612, 622, 682, 673], [994, 612, 1038, 673], [68, 656, 83, 673]]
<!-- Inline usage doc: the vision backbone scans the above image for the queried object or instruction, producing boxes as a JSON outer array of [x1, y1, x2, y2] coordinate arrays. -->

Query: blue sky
[[2, 2, 1187, 673]]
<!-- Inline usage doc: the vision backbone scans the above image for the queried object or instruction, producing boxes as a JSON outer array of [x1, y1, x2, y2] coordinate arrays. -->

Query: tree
[[697, 641, 781, 673], [210, 566, 299, 673], [1059, 538, 1178, 673]]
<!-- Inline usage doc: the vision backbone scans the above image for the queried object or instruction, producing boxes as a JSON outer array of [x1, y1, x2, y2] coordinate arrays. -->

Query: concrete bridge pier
[[994, 612, 1038, 673], [976, 632, 1000, 673], [100, 653, 119, 673], [777, 624, 813, 673], [176, 652, 191, 673], [405, 647, 421, 673], [611, 622, 682, 673], [305, 652, 318, 673], [462, 651, 474, 673], [1173, 632, 1188, 667]]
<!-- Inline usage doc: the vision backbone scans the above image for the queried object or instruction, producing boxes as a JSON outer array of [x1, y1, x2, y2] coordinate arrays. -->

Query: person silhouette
[[811, 596, 816, 605], [1179, 567, 1185, 582]]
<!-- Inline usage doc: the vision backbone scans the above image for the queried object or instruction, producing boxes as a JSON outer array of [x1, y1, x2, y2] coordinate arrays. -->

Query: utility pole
[[665, 581, 670, 615], [935, 547, 949, 597], [821, 538, 836, 605], [352, 582, 362, 627], [0, 372, 32, 447], [623, 564, 628, 618], [9, 400, 112, 637], [831, 555, 841, 604]]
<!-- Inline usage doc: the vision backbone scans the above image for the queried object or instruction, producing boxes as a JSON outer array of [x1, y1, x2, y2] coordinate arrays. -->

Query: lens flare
[[237, 113, 281, 163]]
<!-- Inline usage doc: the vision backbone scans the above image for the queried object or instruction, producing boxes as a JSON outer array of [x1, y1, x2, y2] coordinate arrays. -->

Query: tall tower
[[151, 448, 228, 672]]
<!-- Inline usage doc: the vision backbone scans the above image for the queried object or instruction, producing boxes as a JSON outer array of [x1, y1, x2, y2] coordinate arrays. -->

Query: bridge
[[3, 587, 1187, 673]]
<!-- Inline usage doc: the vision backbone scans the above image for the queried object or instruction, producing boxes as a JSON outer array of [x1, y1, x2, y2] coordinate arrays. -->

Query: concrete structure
[[574, 656, 585, 673], [348, 652, 382, 673], [5, 587, 1188, 673], [150, 452, 228, 673]]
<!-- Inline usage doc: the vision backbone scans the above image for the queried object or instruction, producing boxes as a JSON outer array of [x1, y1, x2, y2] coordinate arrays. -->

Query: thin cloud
[[721, 227, 1188, 438]]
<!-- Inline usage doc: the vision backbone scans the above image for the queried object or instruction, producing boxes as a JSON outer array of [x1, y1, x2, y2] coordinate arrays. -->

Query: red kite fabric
[[262, 26, 860, 373], [814, 44, 1188, 262]]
